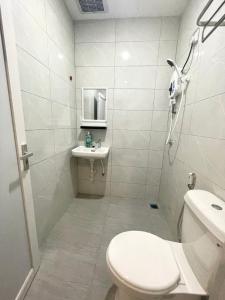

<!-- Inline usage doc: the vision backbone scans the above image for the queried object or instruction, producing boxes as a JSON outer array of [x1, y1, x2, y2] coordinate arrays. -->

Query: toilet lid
[[107, 231, 180, 294]]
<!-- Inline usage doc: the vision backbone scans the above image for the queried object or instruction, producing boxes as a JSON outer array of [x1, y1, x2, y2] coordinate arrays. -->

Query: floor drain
[[149, 203, 159, 209]]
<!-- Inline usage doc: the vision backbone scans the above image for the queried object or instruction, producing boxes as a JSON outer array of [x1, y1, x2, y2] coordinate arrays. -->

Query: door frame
[[0, 0, 40, 298]]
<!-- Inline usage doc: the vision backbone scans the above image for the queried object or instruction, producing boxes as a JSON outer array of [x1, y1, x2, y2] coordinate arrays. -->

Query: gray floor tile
[[86, 282, 116, 300], [38, 248, 95, 286], [43, 239, 99, 265], [48, 222, 103, 249], [25, 274, 88, 300], [25, 195, 173, 300], [110, 197, 147, 208]]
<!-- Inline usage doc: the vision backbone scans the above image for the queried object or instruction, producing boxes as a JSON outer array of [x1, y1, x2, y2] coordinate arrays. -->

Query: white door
[[0, 1, 39, 299]]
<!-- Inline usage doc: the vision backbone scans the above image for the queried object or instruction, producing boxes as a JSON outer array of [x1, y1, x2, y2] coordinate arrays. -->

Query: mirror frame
[[81, 87, 108, 129]]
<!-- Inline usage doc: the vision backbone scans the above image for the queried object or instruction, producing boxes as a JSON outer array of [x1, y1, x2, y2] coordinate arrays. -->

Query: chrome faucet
[[95, 138, 101, 149]]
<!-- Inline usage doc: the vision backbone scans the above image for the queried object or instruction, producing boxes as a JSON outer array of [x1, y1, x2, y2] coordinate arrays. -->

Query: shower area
[[3, 0, 225, 299]]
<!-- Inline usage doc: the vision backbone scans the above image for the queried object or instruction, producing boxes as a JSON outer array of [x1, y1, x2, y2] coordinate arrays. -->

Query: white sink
[[72, 145, 110, 160]]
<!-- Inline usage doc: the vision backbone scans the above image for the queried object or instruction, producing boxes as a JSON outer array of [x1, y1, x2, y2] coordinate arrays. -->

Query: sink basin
[[72, 146, 110, 160]]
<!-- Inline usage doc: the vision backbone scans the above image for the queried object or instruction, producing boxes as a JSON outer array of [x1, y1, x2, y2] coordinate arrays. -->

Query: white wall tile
[[114, 88, 154, 111], [145, 184, 160, 202], [150, 132, 166, 150], [48, 40, 74, 80], [160, 0, 225, 248], [174, 103, 192, 135], [115, 66, 156, 89], [112, 148, 148, 167], [178, 134, 225, 189], [156, 66, 171, 89], [52, 103, 75, 128], [76, 67, 114, 88], [75, 43, 115, 67], [111, 182, 145, 199], [115, 41, 158, 66], [196, 41, 225, 100], [54, 129, 76, 153], [116, 18, 161, 42], [18, 48, 50, 99], [73, 17, 180, 199], [147, 168, 162, 186], [152, 111, 168, 131], [111, 166, 146, 184], [113, 110, 152, 130], [149, 150, 164, 168], [158, 41, 177, 66], [190, 94, 225, 139], [22, 92, 52, 130], [113, 130, 151, 150], [75, 20, 115, 43], [69, 85, 76, 108], [30, 158, 57, 241], [46, 1, 74, 63], [18, 0, 46, 29], [12, 0, 77, 244], [50, 72, 73, 107], [160, 17, 180, 41], [27, 130, 54, 164], [154, 90, 169, 110], [12, 1, 48, 66], [47, 0, 74, 37], [78, 180, 110, 196]]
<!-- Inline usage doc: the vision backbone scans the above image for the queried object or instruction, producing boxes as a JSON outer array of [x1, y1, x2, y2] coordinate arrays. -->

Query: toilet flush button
[[211, 204, 223, 210]]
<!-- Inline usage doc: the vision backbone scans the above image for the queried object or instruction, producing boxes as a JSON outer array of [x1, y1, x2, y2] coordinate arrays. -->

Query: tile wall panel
[[75, 17, 179, 201], [159, 0, 225, 255], [12, 0, 77, 244]]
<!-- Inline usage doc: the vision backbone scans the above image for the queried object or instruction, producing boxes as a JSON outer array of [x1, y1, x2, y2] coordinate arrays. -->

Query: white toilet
[[106, 190, 225, 300]]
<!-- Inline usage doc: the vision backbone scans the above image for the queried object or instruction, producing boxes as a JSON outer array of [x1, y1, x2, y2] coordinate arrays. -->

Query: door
[[0, 1, 39, 299]]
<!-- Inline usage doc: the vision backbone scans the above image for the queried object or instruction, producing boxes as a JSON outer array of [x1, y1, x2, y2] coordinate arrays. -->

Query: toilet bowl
[[106, 231, 205, 300], [106, 190, 225, 300]]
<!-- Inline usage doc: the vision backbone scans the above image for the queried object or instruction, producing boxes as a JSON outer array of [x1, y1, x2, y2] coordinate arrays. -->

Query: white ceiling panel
[[65, 0, 189, 20]]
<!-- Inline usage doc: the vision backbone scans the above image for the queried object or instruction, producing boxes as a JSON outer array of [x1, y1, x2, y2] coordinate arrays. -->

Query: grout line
[[75, 64, 170, 68], [74, 40, 177, 45], [107, 21, 117, 198]]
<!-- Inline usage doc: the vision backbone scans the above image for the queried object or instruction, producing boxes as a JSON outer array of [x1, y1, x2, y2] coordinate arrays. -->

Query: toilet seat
[[107, 231, 180, 295]]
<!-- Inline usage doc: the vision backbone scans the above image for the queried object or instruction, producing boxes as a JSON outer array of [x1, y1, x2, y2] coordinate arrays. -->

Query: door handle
[[20, 144, 33, 171], [20, 152, 33, 160]]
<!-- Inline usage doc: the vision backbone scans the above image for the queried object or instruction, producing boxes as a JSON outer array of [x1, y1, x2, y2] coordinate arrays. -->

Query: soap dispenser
[[85, 131, 92, 148]]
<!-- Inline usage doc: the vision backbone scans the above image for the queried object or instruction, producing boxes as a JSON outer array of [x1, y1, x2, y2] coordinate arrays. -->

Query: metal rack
[[197, 0, 225, 42]]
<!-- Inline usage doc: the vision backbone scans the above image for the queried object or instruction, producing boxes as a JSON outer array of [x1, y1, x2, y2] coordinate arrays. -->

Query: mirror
[[81, 88, 107, 128]]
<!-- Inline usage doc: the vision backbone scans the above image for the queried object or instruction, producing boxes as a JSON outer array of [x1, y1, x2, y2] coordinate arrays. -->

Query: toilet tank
[[182, 190, 225, 292]]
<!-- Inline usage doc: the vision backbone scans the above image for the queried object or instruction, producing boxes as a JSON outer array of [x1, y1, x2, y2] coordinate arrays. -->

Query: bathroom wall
[[11, 0, 77, 245], [159, 0, 225, 238], [75, 17, 180, 200]]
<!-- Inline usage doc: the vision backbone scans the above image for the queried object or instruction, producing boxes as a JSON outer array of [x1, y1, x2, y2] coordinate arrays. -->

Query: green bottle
[[85, 131, 92, 148]]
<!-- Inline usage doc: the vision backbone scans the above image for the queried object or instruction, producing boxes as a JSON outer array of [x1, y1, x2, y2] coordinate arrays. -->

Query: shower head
[[167, 59, 181, 77]]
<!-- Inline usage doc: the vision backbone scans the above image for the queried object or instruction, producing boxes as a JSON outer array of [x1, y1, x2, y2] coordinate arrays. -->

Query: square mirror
[[81, 88, 107, 128]]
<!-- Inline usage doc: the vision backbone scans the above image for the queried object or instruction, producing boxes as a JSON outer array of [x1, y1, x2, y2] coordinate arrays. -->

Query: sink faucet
[[95, 138, 101, 149]]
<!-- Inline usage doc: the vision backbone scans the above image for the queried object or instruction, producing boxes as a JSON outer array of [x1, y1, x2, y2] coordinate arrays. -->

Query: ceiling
[[65, 0, 189, 21]]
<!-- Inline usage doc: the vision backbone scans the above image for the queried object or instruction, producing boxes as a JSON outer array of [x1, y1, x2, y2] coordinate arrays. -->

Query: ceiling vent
[[77, 0, 106, 13]]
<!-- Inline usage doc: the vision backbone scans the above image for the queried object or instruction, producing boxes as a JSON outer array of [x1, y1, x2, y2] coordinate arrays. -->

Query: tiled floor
[[25, 196, 174, 300]]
